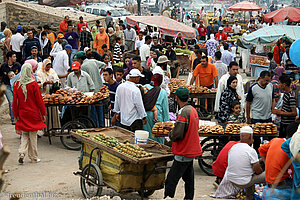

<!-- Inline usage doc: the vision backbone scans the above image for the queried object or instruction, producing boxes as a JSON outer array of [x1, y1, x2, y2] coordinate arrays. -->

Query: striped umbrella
[[227, 1, 262, 11]]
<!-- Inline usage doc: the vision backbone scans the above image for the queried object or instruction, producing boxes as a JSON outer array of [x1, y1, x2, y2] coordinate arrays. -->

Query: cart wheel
[[60, 121, 87, 151], [200, 136, 222, 146], [80, 163, 103, 199], [198, 142, 224, 176], [75, 117, 96, 128], [138, 189, 155, 198]]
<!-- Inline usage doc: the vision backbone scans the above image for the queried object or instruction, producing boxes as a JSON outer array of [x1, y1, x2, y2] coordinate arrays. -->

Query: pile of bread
[[250, 58, 269, 66], [152, 121, 175, 136], [169, 78, 217, 93], [225, 123, 277, 135], [199, 125, 224, 134], [43, 86, 109, 105]]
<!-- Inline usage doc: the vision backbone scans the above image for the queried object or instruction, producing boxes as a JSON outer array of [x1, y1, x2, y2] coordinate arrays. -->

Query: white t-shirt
[[10, 33, 24, 52], [232, 24, 241, 34], [227, 143, 259, 185], [139, 44, 150, 62], [135, 37, 145, 50]]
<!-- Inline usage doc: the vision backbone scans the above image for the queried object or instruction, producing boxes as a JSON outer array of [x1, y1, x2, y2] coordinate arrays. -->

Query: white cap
[[219, 27, 223, 31], [240, 126, 253, 134], [84, 47, 91, 54], [129, 69, 145, 77]]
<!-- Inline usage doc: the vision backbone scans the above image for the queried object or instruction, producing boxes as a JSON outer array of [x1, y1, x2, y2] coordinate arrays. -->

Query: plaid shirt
[[79, 31, 93, 49]]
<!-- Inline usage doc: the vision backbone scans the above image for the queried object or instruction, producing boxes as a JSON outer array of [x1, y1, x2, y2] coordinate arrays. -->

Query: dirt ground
[[0, 103, 223, 200]]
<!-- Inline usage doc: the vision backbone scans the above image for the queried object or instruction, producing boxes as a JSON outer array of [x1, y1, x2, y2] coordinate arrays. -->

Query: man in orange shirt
[[60, 16, 69, 35], [190, 56, 218, 112]]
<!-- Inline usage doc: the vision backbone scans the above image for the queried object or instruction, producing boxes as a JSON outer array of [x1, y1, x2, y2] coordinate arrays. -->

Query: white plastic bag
[[187, 72, 194, 85]]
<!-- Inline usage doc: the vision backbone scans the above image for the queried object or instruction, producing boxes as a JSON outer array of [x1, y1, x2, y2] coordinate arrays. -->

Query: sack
[[139, 86, 161, 111], [50, 82, 60, 94]]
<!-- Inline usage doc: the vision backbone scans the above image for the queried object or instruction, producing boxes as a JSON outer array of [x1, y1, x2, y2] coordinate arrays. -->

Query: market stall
[[71, 127, 173, 199], [263, 7, 300, 23], [42, 86, 110, 150]]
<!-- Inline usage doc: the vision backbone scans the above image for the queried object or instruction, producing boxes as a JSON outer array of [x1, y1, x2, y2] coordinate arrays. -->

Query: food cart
[[71, 127, 174, 199], [42, 86, 110, 150], [249, 54, 269, 79], [197, 123, 279, 176]]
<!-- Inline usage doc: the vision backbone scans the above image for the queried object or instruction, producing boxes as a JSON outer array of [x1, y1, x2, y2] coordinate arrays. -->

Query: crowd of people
[[0, 5, 299, 200]]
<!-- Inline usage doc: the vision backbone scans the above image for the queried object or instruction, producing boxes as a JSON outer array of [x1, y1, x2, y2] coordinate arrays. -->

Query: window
[[86, 8, 91, 13], [100, 10, 107, 16], [93, 9, 100, 15]]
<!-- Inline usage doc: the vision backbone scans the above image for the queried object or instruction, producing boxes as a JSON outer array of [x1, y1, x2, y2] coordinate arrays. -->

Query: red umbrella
[[263, 7, 300, 23], [227, 1, 262, 11]]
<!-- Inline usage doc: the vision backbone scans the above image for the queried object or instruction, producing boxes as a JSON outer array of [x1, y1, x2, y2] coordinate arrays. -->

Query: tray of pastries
[[152, 121, 175, 137], [199, 125, 224, 134], [225, 123, 278, 135]]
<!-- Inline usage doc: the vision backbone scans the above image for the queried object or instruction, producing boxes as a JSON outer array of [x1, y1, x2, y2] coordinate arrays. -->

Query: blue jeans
[[90, 103, 104, 128], [5, 84, 14, 122], [70, 49, 78, 67]]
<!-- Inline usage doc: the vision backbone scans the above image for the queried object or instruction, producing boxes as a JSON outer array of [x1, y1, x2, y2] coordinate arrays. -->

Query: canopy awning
[[126, 16, 196, 39], [242, 25, 300, 45], [227, 1, 262, 11], [263, 7, 300, 23]]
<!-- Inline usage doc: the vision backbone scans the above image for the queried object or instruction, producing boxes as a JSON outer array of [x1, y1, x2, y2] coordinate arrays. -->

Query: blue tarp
[[242, 25, 300, 45]]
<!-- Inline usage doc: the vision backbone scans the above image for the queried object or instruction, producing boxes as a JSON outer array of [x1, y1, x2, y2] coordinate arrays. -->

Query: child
[[139, 86, 159, 122], [228, 100, 245, 123], [8, 71, 18, 88], [8, 71, 16, 79], [113, 37, 122, 64]]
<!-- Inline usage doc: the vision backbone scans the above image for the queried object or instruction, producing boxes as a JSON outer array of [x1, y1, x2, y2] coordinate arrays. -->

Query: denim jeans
[[70, 49, 78, 67], [5, 84, 14, 122], [90, 103, 104, 128]]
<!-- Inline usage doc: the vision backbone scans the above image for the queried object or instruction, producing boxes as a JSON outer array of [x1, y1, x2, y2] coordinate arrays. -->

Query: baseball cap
[[31, 46, 38, 50], [219, 27, 223, 31], [240, 126, 253, 135], [72, 61, 81, 70], [64, 44, 72, 50], [157, 55, 169, 64], [128, 69, 145, 77], [16, 26, 23, 32], [174, 86, 189, 100], [84, 47, 91, 54], [74, 51, 86, 59], [57, 33, 64, 39]]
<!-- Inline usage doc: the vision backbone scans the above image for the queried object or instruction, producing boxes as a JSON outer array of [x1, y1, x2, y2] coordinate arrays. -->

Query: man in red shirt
[[212, 141, 239, 185], [164, 87, 202, 199], [77, 16, 88, 34], [60, 16, 69, 35], [223, 22, 233, 35], [215, 27, 227, 41], [197, 21, 207, 41]]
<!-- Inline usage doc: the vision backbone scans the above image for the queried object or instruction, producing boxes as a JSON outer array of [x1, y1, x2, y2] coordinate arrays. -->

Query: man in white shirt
[[227, 126, 265, 199], [10, 26, 24, 63], [139, 35, 151, 68], [135, 32, 145, 52], [50, 33, 64, 58], [113, 69, 147, 132], [52, 45, 72, 88], [214, 51, 228, 82], [124, 25, 136, 51], [215, 61, 245, 113], [232, 21, 241, 35]]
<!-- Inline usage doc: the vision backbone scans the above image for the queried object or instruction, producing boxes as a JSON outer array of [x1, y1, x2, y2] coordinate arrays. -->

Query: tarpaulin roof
[[242, 25, 300, 45], [126, 16, 196, 39], [263, 7, 300, 23], [227, 1, 262, 11]]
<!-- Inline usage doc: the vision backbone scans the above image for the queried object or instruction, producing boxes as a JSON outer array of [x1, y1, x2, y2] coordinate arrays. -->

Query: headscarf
[[107, 27, 115, 37], [41, 59, 52, 73], [227, 75, 237, 90], [151, 73, 163, 86], [39, 31, 49, 53], [99, 27, 107, 36], [290, 124, 300, 158], [153, 50, 161, 63], [18, 63, 34, 101], [174, 32, 187, 46], [209, 34, 216, 41], [25, 59, 38, 72], [115, 25, 120, 33], [91, 26, 97, 40]]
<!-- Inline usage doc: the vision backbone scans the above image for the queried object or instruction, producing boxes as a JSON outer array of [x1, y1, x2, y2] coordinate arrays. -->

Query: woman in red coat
[[13, 63, 47, 164]]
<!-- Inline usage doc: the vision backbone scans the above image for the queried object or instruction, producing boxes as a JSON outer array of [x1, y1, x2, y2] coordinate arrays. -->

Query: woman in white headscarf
[[13, 63, 47, 164], [205, 34, 219, 59]]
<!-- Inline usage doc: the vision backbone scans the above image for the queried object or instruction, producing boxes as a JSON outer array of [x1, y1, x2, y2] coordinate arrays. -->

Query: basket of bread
[[152, 121, 175, 137], [169, 78, 218, 94], [43, 85, 109, 105], [225, 123, 277, 135], [198, 125, 224, 134]]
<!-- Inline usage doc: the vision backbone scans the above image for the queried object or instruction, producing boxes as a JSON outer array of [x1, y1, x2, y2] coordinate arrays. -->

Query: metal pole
[[137, 0, 141, 16]]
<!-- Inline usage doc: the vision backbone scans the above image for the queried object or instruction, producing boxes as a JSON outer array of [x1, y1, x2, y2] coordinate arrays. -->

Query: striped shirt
[[281, 91, 296, 125], [113, 43, 122, 63], [105, 81, 120, 118]]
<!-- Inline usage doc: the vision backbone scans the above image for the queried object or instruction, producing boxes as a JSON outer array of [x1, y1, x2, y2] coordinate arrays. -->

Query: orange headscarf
[[93, 27, 109, 56]]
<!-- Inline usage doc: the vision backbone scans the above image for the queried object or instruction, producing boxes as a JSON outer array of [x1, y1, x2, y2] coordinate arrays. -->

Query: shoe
[[18, 157, 24, 164], [31, 158, 41, 163], [12, 121, 16, 125], [213, 181, 219, 189]]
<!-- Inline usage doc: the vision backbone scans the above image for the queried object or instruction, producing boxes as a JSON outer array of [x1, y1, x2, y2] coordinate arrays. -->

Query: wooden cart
[[44, 98, 110, 151], [71, 127, 174, 199], [198, 132, 279, 176]]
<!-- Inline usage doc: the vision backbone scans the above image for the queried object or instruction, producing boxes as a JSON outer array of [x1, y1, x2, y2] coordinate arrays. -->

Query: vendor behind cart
[[164, 86, 202, 199]]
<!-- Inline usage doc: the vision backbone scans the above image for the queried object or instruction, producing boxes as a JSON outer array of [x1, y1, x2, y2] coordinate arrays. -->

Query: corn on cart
[[71, 127, 174, 199]]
